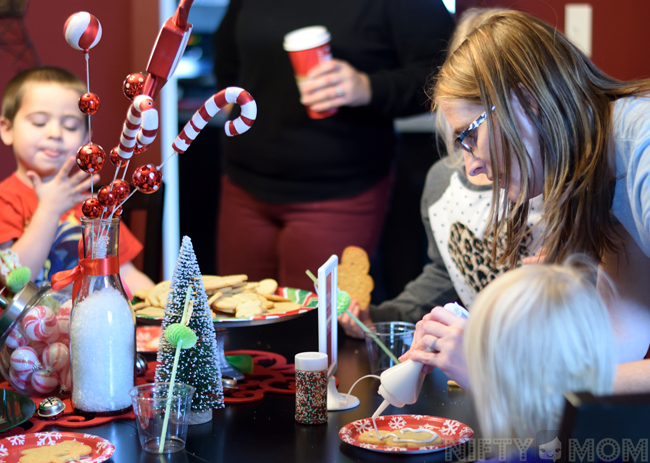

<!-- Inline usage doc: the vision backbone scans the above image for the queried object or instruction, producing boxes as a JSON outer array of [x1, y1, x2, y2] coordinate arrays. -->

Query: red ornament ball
[[112, 179, 131, 201], [82, 198, 102, 219], [109, 147, 128, 167], [97, 185, 118, 207], [112, 206, 123, 217], [132, 164, 162, 194], [76, 143, 105, 173], [78, 92, 100, 115], [123, 72, 146, 100], [133, 144, 149, 155]]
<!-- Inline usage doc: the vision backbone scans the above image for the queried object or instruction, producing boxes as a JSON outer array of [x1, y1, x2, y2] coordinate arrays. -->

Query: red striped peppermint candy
[[64, 12, 102, 51], [32, 370, 59, 395], [9, 367, 33, 392], [42, 342, 70, 372], [10, 346, 40, 373], [22, 305, 57, 342], [28, 341, 49, 357], [172, 87, 256, 153], [5, 327, 27, 349], [59, 364, 72, 392], [56, 306, 72, 340]]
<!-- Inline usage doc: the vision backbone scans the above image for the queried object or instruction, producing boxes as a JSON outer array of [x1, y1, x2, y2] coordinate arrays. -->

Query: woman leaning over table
[[404, 10, 650, 393]]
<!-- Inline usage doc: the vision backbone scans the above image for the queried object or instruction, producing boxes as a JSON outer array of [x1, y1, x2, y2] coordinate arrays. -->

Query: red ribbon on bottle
[[51, 256, 120, 301]]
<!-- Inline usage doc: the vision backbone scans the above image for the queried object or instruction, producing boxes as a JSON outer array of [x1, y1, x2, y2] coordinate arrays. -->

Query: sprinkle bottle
[[294, 352, 328, 424]]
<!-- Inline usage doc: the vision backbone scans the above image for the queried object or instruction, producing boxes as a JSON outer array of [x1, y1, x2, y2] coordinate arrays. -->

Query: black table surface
[[31, 312, 479, 463]]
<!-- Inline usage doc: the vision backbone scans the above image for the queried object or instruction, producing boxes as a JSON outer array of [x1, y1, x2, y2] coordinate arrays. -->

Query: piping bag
[[372, 302, 470, 421]]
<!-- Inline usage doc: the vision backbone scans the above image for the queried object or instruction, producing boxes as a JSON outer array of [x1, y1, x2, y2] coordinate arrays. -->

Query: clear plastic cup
[[364, 322, 415, 375], [129, 382, 195, 454]]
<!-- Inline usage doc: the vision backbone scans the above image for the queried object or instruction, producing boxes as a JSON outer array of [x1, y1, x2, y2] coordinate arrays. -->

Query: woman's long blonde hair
[[435, 8, 505, 162], [434, 10, 650, 266]]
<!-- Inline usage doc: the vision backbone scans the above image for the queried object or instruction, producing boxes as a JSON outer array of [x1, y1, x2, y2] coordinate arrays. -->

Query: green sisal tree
[[155, 236, 224, 423]]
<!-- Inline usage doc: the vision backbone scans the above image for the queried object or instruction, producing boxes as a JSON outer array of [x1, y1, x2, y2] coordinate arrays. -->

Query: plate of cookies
[[339, 415, 473, 454], [133, 275, 318, 325], [0, 431, 114, 462]]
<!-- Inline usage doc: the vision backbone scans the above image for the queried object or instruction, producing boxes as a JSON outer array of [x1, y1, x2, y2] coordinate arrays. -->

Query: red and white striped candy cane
[[172, 87, 256, 154], [116, 95, 159, 159]]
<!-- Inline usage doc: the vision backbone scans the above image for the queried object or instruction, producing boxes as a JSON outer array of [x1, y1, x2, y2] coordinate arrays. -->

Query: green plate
[[0, 388, 36, 433]]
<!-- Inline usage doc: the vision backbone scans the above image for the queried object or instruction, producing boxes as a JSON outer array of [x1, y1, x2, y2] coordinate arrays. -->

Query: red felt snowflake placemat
[[0, 349, 297, 437]]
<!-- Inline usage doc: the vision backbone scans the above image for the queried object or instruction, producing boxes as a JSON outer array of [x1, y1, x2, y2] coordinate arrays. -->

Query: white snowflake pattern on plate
[[0, 444, 7, 457], [96, 440, 109, 451], [339, 415, 474, 455], [388, 416, 407, 429], [353, 419, 374, 433], [36, 432, 62, 446], [360, 443, 378, 449], [7, 435, 25, 446], [440, 420, 460, 435]]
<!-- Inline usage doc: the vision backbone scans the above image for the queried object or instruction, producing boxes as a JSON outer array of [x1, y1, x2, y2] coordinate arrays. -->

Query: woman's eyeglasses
[[455, 106, 496, 154]]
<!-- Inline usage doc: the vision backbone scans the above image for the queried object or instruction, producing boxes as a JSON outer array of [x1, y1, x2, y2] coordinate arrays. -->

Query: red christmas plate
[[339, 415, 473, 454], [0, 431, 114, 463]]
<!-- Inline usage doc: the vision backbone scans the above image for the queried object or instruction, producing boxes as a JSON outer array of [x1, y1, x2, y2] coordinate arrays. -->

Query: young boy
[[0, 66, 154, 291]]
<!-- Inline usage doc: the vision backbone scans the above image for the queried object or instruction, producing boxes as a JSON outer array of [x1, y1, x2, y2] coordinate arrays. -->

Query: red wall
[[0, 0, 160, 181], [456, 0, 650, 81]]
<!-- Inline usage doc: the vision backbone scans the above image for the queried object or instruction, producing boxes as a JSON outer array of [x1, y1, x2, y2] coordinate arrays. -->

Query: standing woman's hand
[[401, 306, 470, 389], [298, 59, 371, 113]]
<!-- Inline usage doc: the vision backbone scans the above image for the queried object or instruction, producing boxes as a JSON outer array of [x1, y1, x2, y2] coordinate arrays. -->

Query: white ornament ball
[[22, 305, 57, 342], [31, 370, 59, 395], [5, 327, 27, 349], [42, 342, 70, 372], [10, 346, 40, 373]]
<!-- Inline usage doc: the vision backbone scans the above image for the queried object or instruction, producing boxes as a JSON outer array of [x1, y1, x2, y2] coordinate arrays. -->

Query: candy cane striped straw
[[116, 94, 159, 159], [172, 87, 257, 154]]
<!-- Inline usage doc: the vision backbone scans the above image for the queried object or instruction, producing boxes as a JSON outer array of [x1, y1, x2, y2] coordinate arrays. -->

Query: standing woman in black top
[[213, 0, 454, 289]]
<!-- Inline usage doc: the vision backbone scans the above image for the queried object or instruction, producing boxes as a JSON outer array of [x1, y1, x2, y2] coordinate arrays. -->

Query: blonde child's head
[[464, 256, 615, 439], [1, 66, 88, 181]]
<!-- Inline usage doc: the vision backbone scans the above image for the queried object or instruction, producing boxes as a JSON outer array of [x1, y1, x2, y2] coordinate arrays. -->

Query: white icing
[[393, 427, 439, 444], [371, 427, 439, 444]]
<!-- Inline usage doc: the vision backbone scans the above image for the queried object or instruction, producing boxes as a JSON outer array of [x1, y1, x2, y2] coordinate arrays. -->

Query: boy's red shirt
[[0, 173, 143, 285]]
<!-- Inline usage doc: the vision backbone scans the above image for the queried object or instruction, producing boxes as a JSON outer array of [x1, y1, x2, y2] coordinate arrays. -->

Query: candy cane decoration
[[116, 95, 159, 159], [172, 87, 256, 154]]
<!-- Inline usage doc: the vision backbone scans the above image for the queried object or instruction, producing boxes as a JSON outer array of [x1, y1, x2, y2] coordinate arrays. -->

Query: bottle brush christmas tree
[[155, 236, 224, 423]]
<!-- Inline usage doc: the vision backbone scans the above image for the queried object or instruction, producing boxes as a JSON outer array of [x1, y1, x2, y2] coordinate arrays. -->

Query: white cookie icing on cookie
[[372, 427, 439, 444]]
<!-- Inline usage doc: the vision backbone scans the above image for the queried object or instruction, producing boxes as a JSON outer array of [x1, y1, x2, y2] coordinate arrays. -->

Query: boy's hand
[[27, 157, 98, 217], [337, 298, 372, 339]]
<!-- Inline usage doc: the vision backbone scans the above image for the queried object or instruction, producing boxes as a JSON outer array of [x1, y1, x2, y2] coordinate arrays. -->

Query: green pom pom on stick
[[165, 323, 197, 349], [306, 270, 399, 365], [7, 267, 31, 292], [159, 285, 196, 453]]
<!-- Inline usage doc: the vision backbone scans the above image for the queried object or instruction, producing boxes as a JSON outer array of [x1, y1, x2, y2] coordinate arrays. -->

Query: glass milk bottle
[[69, 217, 135, 414]]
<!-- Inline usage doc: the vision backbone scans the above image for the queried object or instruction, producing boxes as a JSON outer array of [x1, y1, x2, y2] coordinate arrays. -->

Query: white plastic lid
[[295, 352, 328, 371], [283, 26, 331, 52]]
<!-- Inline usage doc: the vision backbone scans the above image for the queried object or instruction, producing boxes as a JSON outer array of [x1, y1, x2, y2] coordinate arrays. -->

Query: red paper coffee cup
[[283, 26, 337, 119]]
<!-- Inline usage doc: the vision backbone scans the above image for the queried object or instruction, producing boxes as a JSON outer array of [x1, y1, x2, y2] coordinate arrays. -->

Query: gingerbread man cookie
[[338, 246, 374, 310]]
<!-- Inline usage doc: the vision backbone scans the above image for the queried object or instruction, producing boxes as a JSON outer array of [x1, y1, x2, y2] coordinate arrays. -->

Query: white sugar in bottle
[[69, 217, 135, 414]]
